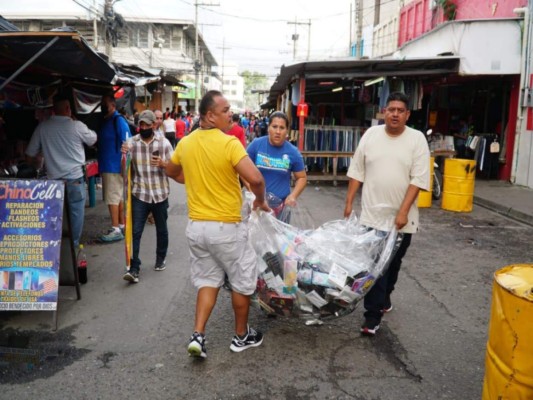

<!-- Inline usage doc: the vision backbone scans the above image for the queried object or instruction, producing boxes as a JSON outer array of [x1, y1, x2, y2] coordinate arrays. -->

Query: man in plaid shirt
[[122, 110, 173, 284]]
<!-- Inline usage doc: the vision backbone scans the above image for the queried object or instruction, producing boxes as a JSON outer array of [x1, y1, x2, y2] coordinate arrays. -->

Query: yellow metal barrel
[[482, 264, 533, 400], [441, 158, 476, 212], [417, 157, 434, 208]]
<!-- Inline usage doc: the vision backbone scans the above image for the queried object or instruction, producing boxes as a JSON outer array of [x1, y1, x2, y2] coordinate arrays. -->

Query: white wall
[[397, 20, 521, 75]]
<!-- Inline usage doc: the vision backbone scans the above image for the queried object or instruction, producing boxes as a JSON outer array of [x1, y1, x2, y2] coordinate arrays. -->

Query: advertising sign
[[0, 180, 64, 311]]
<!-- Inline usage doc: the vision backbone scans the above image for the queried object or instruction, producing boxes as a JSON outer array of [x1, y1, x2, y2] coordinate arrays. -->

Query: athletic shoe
[[188, 332, 207, 359], [360, 318, 380, 336], [154, 259, 166, 271], [100, 228, 124, 242], [230, 325, 263, 353], [123, 271, 139, 283], [381, 294, 393, 314], [381, 304, 393, 314]]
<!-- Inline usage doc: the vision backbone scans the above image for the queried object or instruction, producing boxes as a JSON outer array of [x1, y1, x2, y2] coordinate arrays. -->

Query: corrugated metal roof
[[268, 56, 460, 103]]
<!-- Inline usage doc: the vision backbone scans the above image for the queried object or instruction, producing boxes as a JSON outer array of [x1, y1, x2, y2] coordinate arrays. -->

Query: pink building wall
[[399, 0, 528, 47]]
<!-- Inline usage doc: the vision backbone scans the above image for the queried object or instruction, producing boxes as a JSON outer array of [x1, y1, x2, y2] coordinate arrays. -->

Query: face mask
[[139, 128, 153, 139], [101, 105, 109, 115]]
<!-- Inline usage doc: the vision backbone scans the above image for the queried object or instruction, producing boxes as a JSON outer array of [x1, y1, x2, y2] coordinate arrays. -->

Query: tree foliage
[[240, 70, 269, 111]]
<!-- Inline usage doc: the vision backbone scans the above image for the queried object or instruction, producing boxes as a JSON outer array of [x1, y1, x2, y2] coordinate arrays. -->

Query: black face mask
[[101, 105, 109, 116], [139, 128, 153, 139]]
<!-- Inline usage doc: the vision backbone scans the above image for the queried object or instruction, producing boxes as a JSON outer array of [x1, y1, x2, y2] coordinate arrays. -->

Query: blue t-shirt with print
[[247, 136, 305, 200], [98, 111, 131, 173]]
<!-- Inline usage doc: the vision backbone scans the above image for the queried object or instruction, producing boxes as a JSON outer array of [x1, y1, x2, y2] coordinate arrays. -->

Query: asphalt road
[[1, 180, 532, 400]]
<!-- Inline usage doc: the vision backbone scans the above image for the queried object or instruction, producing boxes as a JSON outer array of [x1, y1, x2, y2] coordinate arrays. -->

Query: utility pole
[[349, 2, 352, 55], [93, 0, 98, 48], [104, 0, 113, 61], [356, 0, 363, 59], [287, 18, 312, 61], [374, 0, 381, 27], [217, 37, 231, 93], [194, 1, 220, 114]]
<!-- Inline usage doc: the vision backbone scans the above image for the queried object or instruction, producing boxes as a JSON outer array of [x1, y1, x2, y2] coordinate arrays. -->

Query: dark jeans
[[130, 195, 169, 273], [363, 233, 412, 322], [165, 132, 176, 149]]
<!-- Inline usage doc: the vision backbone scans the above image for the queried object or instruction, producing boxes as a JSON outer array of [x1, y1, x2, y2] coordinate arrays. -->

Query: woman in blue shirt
[[247, 111, 307, 221]]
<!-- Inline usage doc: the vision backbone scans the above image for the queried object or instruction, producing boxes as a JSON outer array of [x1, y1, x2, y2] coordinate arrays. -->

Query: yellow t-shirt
[[171, 128, 247, 222]]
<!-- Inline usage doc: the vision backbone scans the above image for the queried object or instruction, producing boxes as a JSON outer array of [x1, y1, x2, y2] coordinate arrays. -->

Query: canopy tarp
[[0, 31, 117, 90]]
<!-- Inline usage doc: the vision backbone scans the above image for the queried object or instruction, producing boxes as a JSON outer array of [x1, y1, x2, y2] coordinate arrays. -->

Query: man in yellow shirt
[[166, 90, 269, 358]]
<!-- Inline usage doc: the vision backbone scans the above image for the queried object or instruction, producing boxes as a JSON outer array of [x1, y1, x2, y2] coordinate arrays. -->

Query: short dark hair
[[53, 92, 69, 104], [269, 111, 289, 127], [231, 113, 240, 122], [199, 90, 223, 117], [102, 93, 116, 104], [386, 92, 409, 109]]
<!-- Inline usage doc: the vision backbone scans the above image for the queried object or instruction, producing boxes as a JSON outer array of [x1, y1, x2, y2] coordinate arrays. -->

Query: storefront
[[266, 57, 460, 183], [0, 31, 121, 174]]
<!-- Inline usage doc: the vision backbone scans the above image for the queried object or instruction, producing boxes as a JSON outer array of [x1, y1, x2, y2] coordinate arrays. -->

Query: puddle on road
[[0, 324, 89, 384]]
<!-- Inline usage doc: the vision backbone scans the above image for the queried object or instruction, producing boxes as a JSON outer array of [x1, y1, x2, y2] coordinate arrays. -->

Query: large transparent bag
[[247, 206, 402, 321]]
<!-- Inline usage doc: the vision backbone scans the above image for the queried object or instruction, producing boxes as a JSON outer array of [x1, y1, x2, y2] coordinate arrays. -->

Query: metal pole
[[307, 19, 311, 61], [349, 2, 353, 54], [104, 0, 113, 61], [293, 17, 298, 60], [356, 0, 363, 59], [93, 0, 98, 48], [194, 1, 200, 114], [0, 36, 59, 91], [217, 37, 231, 93]]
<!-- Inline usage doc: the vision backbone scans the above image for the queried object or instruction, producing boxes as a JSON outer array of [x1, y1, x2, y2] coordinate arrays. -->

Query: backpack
[[113, 115, 135, 153]]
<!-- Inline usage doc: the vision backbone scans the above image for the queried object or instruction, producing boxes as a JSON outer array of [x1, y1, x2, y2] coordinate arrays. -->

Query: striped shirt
[[130, 134, 173, 203]]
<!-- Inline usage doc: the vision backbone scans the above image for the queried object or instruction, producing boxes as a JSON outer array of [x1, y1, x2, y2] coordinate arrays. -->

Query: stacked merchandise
[[247, 210, 401, 322]]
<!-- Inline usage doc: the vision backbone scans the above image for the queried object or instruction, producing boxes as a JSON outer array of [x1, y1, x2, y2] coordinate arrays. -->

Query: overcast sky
[[114, 0, 357, 79]]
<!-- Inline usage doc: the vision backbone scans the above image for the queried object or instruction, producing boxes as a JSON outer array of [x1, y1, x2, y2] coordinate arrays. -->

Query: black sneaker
[[381, 304, 393, 314], [123, 270, 139, 283], [360, 318, 380, 336], [230, 325, 263, 353], [381, 294, 392, 314], [188, 332, 207, 359], [154, 259, 166, 271]]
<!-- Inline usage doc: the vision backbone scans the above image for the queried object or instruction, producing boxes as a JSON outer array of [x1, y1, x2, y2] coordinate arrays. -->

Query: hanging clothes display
[[303, 125, 362, 173], [475, 134, 499, 179]]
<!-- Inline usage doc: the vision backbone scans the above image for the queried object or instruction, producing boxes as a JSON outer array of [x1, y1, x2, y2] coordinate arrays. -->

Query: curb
[[474, 196, 533, 227]]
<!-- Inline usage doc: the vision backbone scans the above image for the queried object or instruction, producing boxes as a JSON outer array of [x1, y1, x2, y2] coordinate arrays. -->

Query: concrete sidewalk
[[474, 179, 533, 226]]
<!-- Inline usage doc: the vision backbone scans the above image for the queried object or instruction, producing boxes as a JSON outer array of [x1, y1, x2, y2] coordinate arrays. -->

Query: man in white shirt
[[26, 94, 97, 248], [153, 109, 165, 138], [344, 91, 430, 336]]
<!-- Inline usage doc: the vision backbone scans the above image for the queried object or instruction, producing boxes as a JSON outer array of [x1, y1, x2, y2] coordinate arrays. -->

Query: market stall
[[266, 57, 461, 183]]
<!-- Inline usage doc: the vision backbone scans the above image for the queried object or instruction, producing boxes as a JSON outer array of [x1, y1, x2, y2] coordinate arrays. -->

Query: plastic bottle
[[77, 245, 88, 284]]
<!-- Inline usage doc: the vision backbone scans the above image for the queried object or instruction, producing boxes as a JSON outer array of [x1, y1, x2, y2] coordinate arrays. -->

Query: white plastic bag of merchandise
[[247, 207, 401, 321]]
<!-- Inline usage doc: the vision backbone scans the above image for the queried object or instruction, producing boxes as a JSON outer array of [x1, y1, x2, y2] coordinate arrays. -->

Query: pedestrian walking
[[246, 111, 307, 222], [153, 109, 165, 139], [165, 90, 270, 358], [98, 93, 131, 242], [226, 113, 246, 147], [344, 91, 430, 336], [163, 112, 176, 148], [121, 110, 172, 283], [26, 93, 97, 249], [175, 113, 186, 147]]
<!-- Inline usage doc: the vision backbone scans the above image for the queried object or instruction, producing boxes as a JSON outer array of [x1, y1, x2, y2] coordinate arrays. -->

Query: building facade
[[3, 1, 219, 113]]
